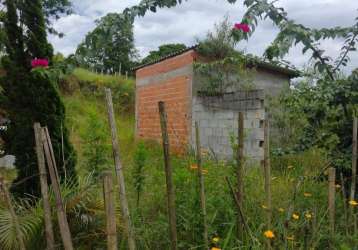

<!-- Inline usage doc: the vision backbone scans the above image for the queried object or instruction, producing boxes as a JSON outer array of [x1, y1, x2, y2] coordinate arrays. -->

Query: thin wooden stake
[[0, 177, 26, 250], [158, 101, 178, 250], [328, 167, 336, 248], [263, 111, 272, 250], [103, 171, 118, 250], [34, 123, 55, 250], [350, 117, 357, 213], [105, 88, 136, 250], [195, 122, 209, 250], [264, 112, 272, 228], [237, 112, 245, 239], [340, 173, 349, 236], [225, 177, 256, 243], [42, 127, 74, 250]]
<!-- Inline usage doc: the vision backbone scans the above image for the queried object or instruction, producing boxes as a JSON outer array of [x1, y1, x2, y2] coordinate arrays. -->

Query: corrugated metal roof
[[133, 45, 300, 78]]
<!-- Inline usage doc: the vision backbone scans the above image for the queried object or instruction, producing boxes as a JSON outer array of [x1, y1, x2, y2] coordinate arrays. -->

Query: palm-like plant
[[0, 199, 43, 250]]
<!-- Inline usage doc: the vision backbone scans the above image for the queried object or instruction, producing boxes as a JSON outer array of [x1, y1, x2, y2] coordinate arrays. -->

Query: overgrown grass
[[1, 70, 356, 249], [60, 72, 357, 249]]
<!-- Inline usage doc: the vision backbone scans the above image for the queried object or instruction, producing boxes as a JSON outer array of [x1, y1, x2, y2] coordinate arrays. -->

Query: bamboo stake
[[105, 88, 136, 250], [158, 101, 178, 250], [34, 123, 55, 250], [350, 117, 357, 214], [0, 177, 26, 250], [263, 111, 272, 250], [237, 112, 244, 239], [103, 171, 118, 250], [42, 128, 74, 250], [195, 122, 209, 250], [328, 167, 336, 248]]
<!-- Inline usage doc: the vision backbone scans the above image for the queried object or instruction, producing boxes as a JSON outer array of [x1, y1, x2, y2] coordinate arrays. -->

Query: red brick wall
[[136, 50, 196, 153]]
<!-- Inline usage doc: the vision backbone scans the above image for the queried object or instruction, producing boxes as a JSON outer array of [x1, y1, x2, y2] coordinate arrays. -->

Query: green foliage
[[239, 0, 358, 79], [197, 16, 236, 60], [69, 68, 135, 113], [195, 18, 256, 95], [141, 43, 187, 64], [0, 0, 73, 53], [22, 0, 54, 59], [275, 70, 358, 170], [0, 0, 77, 197], [0, 200, 43, 250], [81, 110, 110, 178], [75, 13, 137, 74], [132, 141, 148, 207]]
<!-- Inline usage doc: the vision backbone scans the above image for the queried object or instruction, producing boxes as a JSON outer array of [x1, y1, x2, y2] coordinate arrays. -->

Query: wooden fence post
[[263, 111, 272, 250], [350, 117, 357, 211], [34, 123, 55, 250], [0, 177, 26, 250], [103, 171, 118, 250], [340, 173, 349, 236], [158, 101, 178, 250], [42, 127, 74, 250], [264, 112, 272, 228], [237, 112, 245, 238], [195, 122, 209, 249], [105, 88, 136, 250], [328, 167, 336, 248]]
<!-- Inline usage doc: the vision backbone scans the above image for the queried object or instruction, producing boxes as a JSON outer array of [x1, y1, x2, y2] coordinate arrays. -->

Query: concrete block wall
[[191, 96, 265, 161]]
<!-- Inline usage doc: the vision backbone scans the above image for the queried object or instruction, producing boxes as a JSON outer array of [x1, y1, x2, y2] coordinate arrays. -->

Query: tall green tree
[[141, 43, 186, 64], [1, 0, 76, 197], [0, 0, 72, 54], [76, 13, 137, 74]]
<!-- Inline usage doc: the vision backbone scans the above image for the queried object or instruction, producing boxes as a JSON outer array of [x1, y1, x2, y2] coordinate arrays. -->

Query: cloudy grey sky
[[48, 0, 358, 72]]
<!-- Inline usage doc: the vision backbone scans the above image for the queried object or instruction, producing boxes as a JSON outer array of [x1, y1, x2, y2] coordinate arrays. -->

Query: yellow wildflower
[[303, 192, 312, 197], [292, 213, 300, 220], [305, 212, 312, 219], [211, 248, 221, 250], [278, 208, 285, 213], [349, 200, 358, 206], [190, 164, 198, 170], [212, 237, 220, 243], [286, 236, 294, 241], [264, 230, 275, 239]]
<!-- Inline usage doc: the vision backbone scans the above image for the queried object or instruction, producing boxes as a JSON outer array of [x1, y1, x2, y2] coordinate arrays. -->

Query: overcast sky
[[48, 0, 358, 73]]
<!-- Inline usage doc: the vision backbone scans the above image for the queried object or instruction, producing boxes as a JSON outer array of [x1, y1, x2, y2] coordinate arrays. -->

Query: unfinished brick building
[[134, 46, 298, 161]]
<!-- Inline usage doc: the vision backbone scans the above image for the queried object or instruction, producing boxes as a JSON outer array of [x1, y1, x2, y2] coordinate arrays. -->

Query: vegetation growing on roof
[[141, 43, 187, 65], [194, 18, 259, 95]]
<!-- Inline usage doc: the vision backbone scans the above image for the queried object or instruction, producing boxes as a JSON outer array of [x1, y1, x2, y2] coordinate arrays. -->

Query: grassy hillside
[[61, 68, 136, 176]]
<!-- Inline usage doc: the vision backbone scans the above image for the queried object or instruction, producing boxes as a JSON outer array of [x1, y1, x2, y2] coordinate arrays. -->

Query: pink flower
[[234, 23, 250, 33], [31, 58, 49, 68]]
